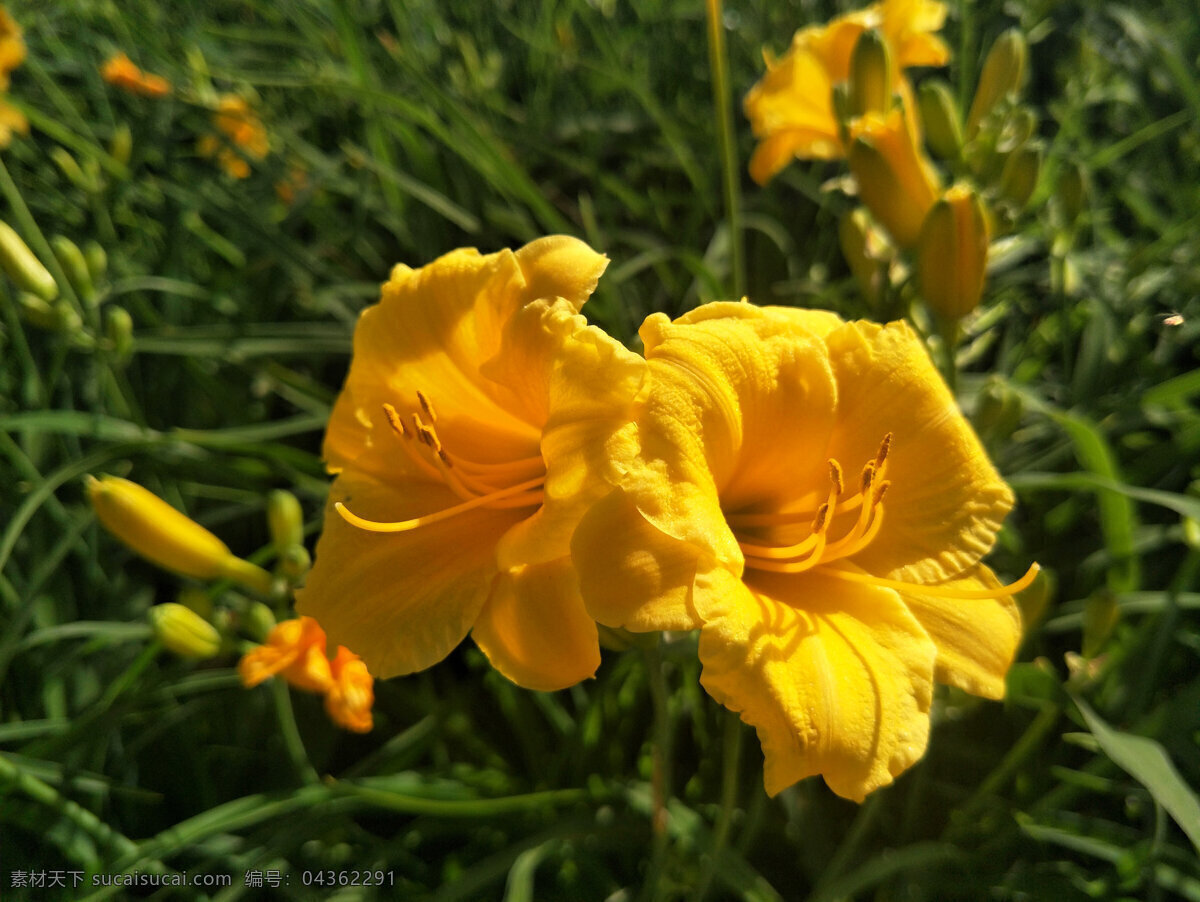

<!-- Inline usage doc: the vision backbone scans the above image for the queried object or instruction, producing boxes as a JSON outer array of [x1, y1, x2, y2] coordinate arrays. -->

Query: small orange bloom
[[239, 616, 333, 693], [100, 52, 171, 98], [239, 617, 376, 732], [325, 647, 374, 733]]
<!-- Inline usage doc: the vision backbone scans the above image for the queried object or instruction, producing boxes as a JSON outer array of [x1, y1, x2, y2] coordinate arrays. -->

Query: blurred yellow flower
[[100, 52, 171, 98], [744, 0, 950, 184], [0, 97, 26, 148], [296, 236, 645, 691], [0, 7, 26, 92], [572, 303, 1033, 801], [198, 94, 269, 178], [240, 617, 375, 732]]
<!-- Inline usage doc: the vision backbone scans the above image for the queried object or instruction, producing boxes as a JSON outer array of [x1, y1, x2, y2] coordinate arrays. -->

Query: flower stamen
[[824, 562, 1041, 599], [335, 474, 547, 534]]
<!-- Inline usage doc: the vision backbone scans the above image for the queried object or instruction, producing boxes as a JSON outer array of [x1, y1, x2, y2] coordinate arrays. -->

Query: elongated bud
[[998, 142, 1042, 209], [849, 30, 891, 118], [1184, 517, 1200, 552], [50, 148, 92, 190], [848, 109, 941, 248], [1057, 161, 1088, 226], [106, 306, 133, 360], [839, 208, 892, 308], [51, 235, 96, 305], [110, 123, 132, 166], [87, 475, 274, 594], [266, 489, 304, 552], [967, 29, 1027, 138], [83, 240, 108, 284], [279, 544, 311, 579], [917, 80, 963, 160], [916, 184, 991, 319], [0, 221, 58, 301], [149, 603, 222, 660]]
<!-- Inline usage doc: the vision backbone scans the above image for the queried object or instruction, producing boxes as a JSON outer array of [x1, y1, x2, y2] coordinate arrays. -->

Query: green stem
[[640, 640, 673, 902], [939, 316, 960, 396], [271, 678, 319, 785], [696, 709, 743, 902], [705, 0, 745, 299]]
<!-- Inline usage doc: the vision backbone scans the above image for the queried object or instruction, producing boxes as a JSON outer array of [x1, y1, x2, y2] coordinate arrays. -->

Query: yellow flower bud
[[106, 306, 133, 360], [848, 30, 892, 118], [0, 221, 58, 301], [998, 141, 1042, 209], [149, 602, 222, 660], [917, 80, 963, 160], [916, 184, 991, 319], [50, 148, 93, 191], [266, 489, 304, 552], [87, 475, 274, 595], [848, 108, 941, 248], [967, 29, 1027, 138], [51, 235, 96, 305]]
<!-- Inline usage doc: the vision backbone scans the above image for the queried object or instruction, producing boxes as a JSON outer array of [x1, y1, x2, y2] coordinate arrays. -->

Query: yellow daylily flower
[[197, 94, 269, 179], [744, 0, 950, 184], [239, 616, 334, 693], [0, 7, 26, 92], [325, 646, 374, 733], [572, 303, 1033, 801], [295, 236, 645, 691]]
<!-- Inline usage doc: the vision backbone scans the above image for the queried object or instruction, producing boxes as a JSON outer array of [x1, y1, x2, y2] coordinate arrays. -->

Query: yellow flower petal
[[696, 567, 936, 801], [572, 489, 703, 631], [325, 646, 374, 732], [489, 299, 645, 568], [295, 472, 520, 679], [472, 557, 600, 691], [821, 319, 1014, 582], [513, 234, 610, 312], [897, 563, 1022, 698]]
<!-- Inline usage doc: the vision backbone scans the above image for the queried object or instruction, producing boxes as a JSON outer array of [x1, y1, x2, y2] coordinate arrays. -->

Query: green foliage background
[[1, 0, 1199, 899]]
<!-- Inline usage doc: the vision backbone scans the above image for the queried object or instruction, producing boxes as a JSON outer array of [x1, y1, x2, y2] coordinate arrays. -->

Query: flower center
[[334, 392, 546, 534], [727, 433, 1038, 599]]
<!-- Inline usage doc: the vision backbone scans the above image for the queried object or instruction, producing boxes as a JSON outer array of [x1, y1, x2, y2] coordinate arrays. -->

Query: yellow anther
[[416, 389, 437, 423], [829, 460, 844, 496], [860, 461, 876, 493], [812, 502, 830, 535], [873, 480, 891, 505], [382, 402, 408, 438], [875, 433, 893, 467]]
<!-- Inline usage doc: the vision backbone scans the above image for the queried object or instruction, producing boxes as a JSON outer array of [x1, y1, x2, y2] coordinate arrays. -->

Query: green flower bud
[[110, 123, 133, 167], [49, 148, 93, 191], [967, 29, 1027, 138], [917, 80, 963, 160], [998, 142, 1042, 209], [106, 306, 133, 361], [149, 602, 222, 660], [839, 207, 892, 309], [83, 240, 108, 285], [51, 235, 96, 305], [279, 544, 311, 579], [916, 184, 991, 319], [243, 601, 277, 642], [0, 221, 58, 301], [849, 30, 892, 118], [266, 489, 304, 552]]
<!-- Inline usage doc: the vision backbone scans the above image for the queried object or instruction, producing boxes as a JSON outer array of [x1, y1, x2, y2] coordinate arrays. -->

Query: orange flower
[[239, 616, 334, 693], [239, 617, 376, 732], [325, 647, 374, 733], [198, 94, 269, 178], [100, 52, 171, 98]]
